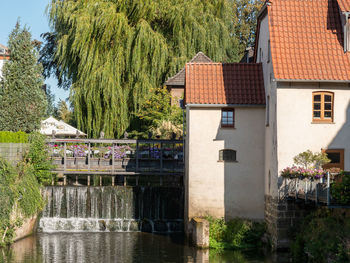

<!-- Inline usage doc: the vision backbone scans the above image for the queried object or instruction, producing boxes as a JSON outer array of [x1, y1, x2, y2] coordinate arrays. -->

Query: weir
[[39, 186, 184, 233]]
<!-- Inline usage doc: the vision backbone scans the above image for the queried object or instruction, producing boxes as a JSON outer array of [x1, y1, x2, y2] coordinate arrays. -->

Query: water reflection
[[0, 233, 290, 263]]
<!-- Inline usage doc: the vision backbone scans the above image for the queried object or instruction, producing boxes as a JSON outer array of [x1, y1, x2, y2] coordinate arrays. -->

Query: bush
[[25, 133, 54, 185], [0, 159, 19, 246], [0, 158, 44, 247], [0, 131, 28, 143], [207, 217, 265, 250], [17, 162, 45, 217], [291, 210, 350, 262], [331, 172, 350, 205]]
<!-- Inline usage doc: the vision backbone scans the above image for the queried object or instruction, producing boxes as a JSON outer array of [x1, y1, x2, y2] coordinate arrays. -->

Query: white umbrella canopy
[[40, 116, 86, 137]]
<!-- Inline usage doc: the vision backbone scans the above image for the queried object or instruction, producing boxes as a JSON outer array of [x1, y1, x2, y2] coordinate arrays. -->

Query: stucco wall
[[0, 59, 4, 78], [256, 14, 278, 197], [277, 83, 350, 178], [186, 106, 265, 221]]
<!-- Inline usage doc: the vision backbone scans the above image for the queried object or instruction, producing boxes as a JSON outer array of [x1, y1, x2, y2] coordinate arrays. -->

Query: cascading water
[[39, 186, 184, 233]]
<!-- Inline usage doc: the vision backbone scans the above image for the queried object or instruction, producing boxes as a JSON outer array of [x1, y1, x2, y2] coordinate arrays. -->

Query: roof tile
[[164, 52, 212, 86], [185, 63, 265, 105], [337, 0, 350, 12], [268, 0, 350, 81]]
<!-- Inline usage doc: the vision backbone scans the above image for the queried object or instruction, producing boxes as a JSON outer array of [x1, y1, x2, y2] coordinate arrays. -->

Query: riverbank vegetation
[[207, 217, 265, 251], [0, 133, 53, 247], [291, 209, 350, 262]]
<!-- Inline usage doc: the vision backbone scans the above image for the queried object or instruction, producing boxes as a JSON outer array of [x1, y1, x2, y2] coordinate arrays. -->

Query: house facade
[[184, 63, 266, 226], [0, 44, 10, 78], [185, 0, 350, 248]]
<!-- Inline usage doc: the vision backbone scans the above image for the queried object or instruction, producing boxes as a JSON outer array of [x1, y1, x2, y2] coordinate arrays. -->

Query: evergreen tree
[[0, 22, 47, 132], [45, 85, 58, 118]]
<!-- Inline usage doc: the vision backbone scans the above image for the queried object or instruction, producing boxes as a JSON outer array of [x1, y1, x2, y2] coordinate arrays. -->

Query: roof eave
[[186, 103, 266, 108], [276, 79, 350, 83]]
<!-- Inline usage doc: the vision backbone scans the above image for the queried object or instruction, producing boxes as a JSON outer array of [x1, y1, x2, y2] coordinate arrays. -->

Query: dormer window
[[0, 48, 5, 55]]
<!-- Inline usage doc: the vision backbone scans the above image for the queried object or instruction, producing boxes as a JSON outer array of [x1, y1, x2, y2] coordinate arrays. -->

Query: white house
[[0, 44, 9, 78], [184, 0, 350, 248], [184, 63, 266, 223]]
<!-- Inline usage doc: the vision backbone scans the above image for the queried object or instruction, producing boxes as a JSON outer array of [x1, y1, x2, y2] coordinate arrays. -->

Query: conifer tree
[[0, 22, 47, 132]]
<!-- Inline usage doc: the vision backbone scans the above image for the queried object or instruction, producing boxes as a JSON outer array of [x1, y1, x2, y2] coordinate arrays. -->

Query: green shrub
[[17, 163, 44, 217], [0, 159, 18, 246], [0, 157, 45, 247], [206, 216, 265, 250], [331, 172, 350, 205], [0, 131, 28, 143], [291, 210, 350, 263], [25, 133, 54, 185]]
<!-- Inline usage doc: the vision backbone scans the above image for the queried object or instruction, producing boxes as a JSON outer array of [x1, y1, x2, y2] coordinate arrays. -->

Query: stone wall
[[0, 143, 28, 165], [265, 195, 314, 250], [13, 216, 37, 242]]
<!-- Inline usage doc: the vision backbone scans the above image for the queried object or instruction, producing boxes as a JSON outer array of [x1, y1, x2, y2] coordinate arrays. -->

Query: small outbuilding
[[185, 62, 266, 224]]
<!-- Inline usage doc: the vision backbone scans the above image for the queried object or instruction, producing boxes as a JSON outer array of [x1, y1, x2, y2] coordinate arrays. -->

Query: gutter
[[276, 79, 350, 84], [186, 104, 266, 108]]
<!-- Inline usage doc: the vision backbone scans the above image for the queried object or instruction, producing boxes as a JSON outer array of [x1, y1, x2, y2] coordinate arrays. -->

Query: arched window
[[219, 149, 236, 162], [312, 91, 334, 123]]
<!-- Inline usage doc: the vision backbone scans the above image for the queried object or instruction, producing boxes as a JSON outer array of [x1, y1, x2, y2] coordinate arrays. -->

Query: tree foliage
[[293, 150, 330, 169], [57, 100, 74, 125], [129, 87, 182, 139], [0, 22, 47, 132], [41, 0, 262, 138], [24, 133, 54, 185]]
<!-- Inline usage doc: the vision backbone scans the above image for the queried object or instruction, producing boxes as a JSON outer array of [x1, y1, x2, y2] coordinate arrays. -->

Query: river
[[0, 232, 291, 263]]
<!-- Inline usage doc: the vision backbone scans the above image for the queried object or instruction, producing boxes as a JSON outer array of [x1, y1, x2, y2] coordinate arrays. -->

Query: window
[[221, 109, 234, 127], [219, 149, 236, 162], [312, 92, 334, 123], [322, 149, 344, 170]]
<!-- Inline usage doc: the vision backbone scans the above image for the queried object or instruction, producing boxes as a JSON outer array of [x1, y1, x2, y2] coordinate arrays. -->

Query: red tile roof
[[337, 0, 350, 12], [267, 0, 350, 81], [185, 63, 265, 105]]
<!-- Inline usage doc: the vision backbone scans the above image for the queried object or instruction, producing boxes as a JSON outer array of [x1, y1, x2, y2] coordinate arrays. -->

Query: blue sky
[[0, 0, 69, 104]]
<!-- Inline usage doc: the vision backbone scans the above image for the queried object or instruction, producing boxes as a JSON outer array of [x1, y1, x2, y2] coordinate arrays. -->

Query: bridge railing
[[280, 172, 350, 207], [47, 139, 184, 175]]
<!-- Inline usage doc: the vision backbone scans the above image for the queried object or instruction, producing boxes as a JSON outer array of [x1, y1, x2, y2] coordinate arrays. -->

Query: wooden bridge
[[48, 139, 184, 185]]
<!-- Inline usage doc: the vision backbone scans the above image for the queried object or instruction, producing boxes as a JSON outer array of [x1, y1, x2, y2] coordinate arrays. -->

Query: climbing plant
[[41, 0, 262, 138]]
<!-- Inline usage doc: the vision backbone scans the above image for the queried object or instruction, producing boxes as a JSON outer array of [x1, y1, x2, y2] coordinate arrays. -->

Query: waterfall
[[39, 186, 184, 233]]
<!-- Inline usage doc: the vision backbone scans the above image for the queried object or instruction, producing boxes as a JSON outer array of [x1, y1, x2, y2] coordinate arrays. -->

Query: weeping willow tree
[[42, 0, 259, 138]]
